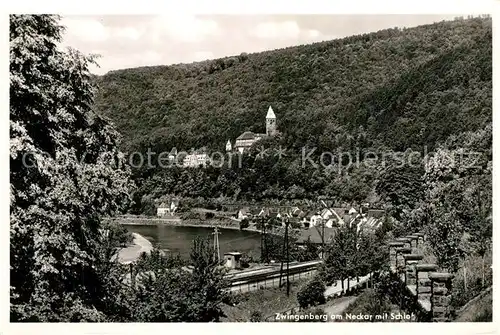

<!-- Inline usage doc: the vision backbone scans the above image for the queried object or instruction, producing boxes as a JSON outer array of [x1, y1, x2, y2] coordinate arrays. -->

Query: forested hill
[[95, 17, 491, 154]]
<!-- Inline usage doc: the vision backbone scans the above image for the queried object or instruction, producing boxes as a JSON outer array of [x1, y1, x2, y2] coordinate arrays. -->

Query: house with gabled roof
[[236, 207, 250, 220], [157, 202, 169, 217], [157, 198, 179, 217], [249, 207, 264, 217]]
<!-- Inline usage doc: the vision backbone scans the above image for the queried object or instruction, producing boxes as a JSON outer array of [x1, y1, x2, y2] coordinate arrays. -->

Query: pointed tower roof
[[266, 106, 276, 119], [226, 139, 231, 145]]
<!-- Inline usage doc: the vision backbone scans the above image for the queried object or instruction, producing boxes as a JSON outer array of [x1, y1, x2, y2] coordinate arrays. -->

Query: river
[[123, 224, 262, 259]]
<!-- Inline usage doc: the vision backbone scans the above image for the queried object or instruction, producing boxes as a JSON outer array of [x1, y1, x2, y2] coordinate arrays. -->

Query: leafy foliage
[[249, 310, 263, 322], [125, 237, 229, 322], [10, 14, 133, 321], [297, 276, 326, 309], [239, 218, 250, 230], [424, 124, 492, 272], [320, 225, 357, 287]]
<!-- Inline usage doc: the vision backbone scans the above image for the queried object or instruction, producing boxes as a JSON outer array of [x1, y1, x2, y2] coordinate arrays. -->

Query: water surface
[[123, 224, 261, 259]]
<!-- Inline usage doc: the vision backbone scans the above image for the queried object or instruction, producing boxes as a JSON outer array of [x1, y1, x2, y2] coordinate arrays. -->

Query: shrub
[[340, 289, 393, 322], [239, 218, 250, 230], [297, 276, 326, 309], [239, 252, 253, 268], [106, 223, 134, 247], [250, 310, 263, 322]]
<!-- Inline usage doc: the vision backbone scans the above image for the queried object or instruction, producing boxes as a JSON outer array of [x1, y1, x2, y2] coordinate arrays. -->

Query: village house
[[300, 210, 315, 227], [235, 207, 250, 220], [156, 199, 179, 217], [157, 202, 169, 217], [309, 212, 322, 227], [183, 152, 209, 167], [249, 207, 264, 218]]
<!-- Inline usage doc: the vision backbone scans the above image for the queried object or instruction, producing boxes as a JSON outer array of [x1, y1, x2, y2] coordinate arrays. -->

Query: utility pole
[[286, 218, 290, 297], [213, 226, 221, 263], [261, 215, 268, 263], [279, 218, 286, 288], [279, 218, 290, 296], [322, 221, 325, 259], [318, 200, 327, 259]]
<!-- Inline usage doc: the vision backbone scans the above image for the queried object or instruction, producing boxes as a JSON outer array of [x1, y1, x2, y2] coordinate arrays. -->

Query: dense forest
[[93, 17, 492, 210], [95, 17, 491, 155]]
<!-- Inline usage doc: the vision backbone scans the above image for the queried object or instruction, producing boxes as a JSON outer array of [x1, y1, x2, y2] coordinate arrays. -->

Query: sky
[[60, 14, 460, 75]]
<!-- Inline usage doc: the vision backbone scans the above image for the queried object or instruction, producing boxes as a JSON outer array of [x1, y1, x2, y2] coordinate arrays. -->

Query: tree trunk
[[341, 277, 345, 292], [482, 255, 485, 287], [463, 265, 467, 291]]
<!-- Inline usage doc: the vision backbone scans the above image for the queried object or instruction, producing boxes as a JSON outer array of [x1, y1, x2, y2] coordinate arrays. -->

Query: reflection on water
[[123, 224, 261, 259]]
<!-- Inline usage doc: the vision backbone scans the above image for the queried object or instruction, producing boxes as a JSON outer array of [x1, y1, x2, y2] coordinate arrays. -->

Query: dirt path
[[323, 296, 358, 318]]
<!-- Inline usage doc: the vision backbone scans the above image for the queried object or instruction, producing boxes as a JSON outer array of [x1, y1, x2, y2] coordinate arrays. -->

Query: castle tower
[[225, 139, 232, 152], [266, 106, 276, 136]]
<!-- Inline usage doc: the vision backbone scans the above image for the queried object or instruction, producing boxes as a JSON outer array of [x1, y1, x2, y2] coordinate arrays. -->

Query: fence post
[[403, 254, 424, 286], [389, 242, 405, 270], [429, 272, 454, 322], [415, 263, 438, 312]]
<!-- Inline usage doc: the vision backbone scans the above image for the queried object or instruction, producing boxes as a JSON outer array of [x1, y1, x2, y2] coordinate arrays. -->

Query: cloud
[[59, 15, 459, 75], [307, 29, 321, 38], [61, 17, 110, 43], [252, 20, 301, 39], [151, 15, 220, 43], [113, 27, 142, 41]]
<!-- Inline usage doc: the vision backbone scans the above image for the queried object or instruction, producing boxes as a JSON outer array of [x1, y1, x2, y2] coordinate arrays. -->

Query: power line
[[219, 233, 260, 246]]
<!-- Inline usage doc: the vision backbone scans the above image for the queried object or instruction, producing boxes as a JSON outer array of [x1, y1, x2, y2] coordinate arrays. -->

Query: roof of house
[[169, 147, 177, 155], [297, 210, 308, 219], [249, 207, 263, 216], [304, 210, 316, 219], [238, 207, 250, 215], [158, 202, 169, 208], [342, 214, 353, 224], [268, 211, 281, 219], [266, 106, 276, 119], [236, 131, 257, 140], [297, 226, 336, 244], [333, 207, 346, 215], [357, 217, 382, 232], [224, 252, 242, 256], [320, 208, 333, 217], [367, 209, 385, 219]]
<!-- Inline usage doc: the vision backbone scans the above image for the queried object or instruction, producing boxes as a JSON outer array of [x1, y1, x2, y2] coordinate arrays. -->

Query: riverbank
[[112, 215, 266, 234], [116, 232, 154, 264]]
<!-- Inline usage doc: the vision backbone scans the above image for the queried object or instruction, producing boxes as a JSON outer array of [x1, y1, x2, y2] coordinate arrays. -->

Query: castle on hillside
[[227, 106, 278, 154]]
